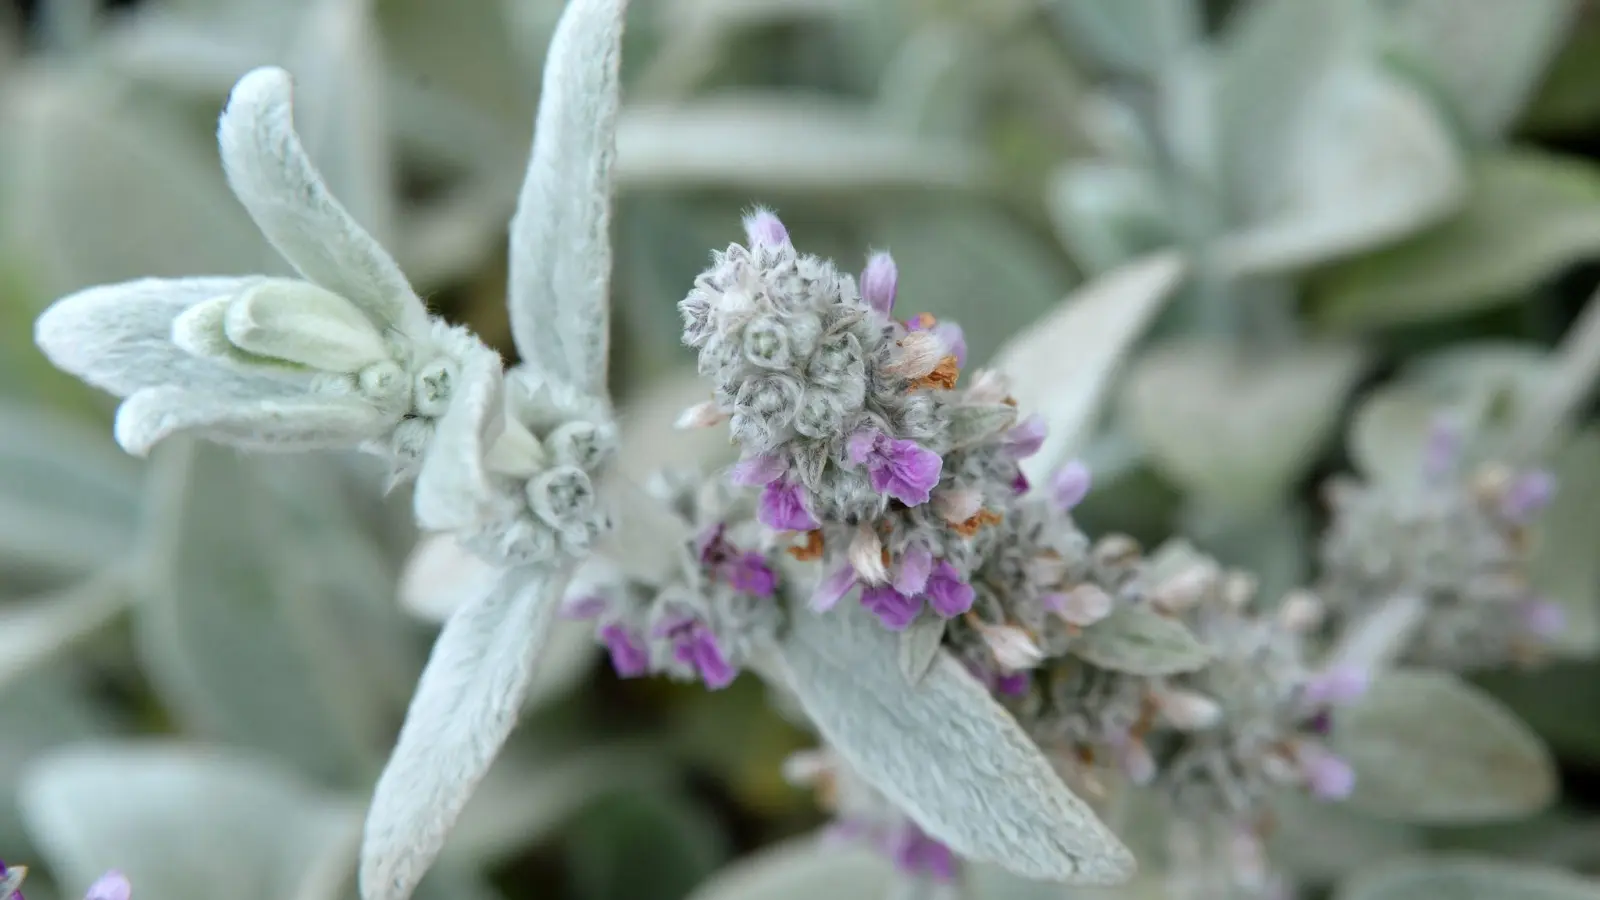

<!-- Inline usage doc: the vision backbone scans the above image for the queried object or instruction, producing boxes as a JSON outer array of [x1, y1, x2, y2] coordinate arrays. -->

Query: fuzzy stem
[[1328, 593, 1427, 673], [1517, 286, 1600, 457]]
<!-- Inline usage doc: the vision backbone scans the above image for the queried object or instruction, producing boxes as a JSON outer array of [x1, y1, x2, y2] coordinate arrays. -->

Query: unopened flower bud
[[743, 316, 793, 370], [1277, 589, 1325, 632], [744, 207, 791, 247], [972, 619, 1043, 671], [1045, 584, 1114, 626], [413, 358, 456, 416], [527, 465, 596, 528], [675, 401, 728, 429], [849, 524, 889, 585], [1150, 561, 1218, 614], [860, 251, 897, 317], [934, 488, 984, 524], [1153, 688, 1222, 730], [885, 331, 946, 379], [1051, 460, 1093, 511]]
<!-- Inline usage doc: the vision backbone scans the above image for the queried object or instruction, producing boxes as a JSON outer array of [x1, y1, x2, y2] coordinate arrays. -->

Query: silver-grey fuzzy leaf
[[774, 599, 1135, 884], [506, 0, 629, 399], [359, 564, 568, 900]]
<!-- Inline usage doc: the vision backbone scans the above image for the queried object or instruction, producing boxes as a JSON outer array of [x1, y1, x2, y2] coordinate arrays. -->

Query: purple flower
[[729, 452, 787, 487], [862, 585, 921, 630], [697, 525, 779, 597], [811, 566, 859, 612], [1050, 460, 1092, 511], [560, 594, 609, 620], [1002, 414, 1047, 459], [846, 430, 942, 506], [933, 323, 967, 368], [892, 543, 934, 595], [1300, 748, 1356, 801], [1520, 599, 1566, 639], [599, 624, 649, 678], [890, 823, 957, 882], [1302, 663, 1369, 708], [924, 562, 975, 617], [759, 479, 819, 530], [744, 208, 790, 247], [84, 873, 130, 900], [861, 252, 898, 317], [657, 616, 736, 689], [1502, 470, 1556, 522], [1011, 470, 1030, 495], [725, 552, 778, 597], [994, 672, 1031, 696]]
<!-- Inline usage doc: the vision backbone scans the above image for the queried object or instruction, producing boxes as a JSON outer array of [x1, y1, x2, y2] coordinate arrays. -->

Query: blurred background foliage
[[3, 0, 1600, 898]]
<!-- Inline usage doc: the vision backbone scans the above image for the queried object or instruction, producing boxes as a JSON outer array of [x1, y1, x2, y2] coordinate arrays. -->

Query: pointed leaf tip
[[507, 0, 631, 400]]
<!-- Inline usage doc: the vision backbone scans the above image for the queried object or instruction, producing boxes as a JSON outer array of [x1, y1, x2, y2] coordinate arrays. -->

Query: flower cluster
[[1318, 420, 1562, 671], [783, 748, 958, 884], [674, 211, 1368, 892], [562, 470, 784, 689], [679, 210, 1055, 634]]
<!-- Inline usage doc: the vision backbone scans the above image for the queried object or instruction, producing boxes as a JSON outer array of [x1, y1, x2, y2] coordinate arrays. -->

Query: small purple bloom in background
[[1299, 747, 1356, 801], [743, 208, 790, 247], [656, 616, 736, 689], [1520, 599, 1566, 640], [862, 585, 921, 630], [1302, 663, 1369, 708], [846, 430, 942, 506], [759, 479, 819, 531], [1050, 460, 1092, 511], [1501, 470, 1557, 523], [697, 525, 778, 597], [861, 252, 898, 318], [599, 624, 649, 677], [725, 552, 777, 597], [1011, 470, 1030, 495], [84, 872, 130, 900], [889, 823, 958, 882]]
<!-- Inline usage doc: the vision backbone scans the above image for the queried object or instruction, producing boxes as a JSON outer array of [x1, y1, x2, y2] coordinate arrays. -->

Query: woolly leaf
[[18, 741, 361, 900], [359, 564, 568, 900], [1312, 151, 1600, 328], [993, 252, 1185, 483], [1330, 669, 1557, 823], [1072, 602, 1211, 676], [217, 66, 427, 336], [773, 599, 1134, 884], [507, 0, 627, 399]]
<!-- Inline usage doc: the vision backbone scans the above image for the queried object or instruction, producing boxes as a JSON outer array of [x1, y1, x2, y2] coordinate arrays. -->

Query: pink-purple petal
[[861, 585, 921, 630], [759, 479, 819, 531], [811, 566, 859, 612], [893, 543, 934, 596], [730, 453, 788, 487], [599, 624, 649, 677], [924, 562, 974, 617], [861, 252, 898, 318]]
